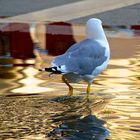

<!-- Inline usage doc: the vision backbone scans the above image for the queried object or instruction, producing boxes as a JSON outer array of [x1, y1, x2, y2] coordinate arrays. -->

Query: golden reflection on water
[[0, 28, 140, 140], [11, 67, 54, 94]]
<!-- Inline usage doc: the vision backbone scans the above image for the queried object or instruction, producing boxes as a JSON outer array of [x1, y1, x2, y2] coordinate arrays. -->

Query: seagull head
[[86, 18, 105, 40]]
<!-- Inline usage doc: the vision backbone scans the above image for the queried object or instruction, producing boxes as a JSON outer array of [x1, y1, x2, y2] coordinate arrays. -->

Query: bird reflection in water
[[47, 96, 109, 140]]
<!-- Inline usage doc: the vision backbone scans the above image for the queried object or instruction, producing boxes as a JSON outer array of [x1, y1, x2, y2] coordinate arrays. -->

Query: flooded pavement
[[0, 95, 109, 140], [0, 23, 140, 140]]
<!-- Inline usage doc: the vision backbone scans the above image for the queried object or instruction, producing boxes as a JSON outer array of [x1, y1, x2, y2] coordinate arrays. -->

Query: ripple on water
[[0, 95, 110, 140], [0, 27, 140, 140]]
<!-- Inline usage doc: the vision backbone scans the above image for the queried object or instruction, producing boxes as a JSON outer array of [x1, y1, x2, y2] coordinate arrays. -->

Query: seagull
[[39, 18, 110, 99]]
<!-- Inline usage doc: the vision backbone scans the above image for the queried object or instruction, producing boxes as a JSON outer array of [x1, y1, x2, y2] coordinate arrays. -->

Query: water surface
[[0, 24, 140, 140]]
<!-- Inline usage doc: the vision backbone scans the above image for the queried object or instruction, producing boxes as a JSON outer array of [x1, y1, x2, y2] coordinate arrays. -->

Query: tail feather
[[39, 67, 62, 74]]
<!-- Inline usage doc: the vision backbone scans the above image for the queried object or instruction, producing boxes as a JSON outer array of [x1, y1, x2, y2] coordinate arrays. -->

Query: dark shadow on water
[[47, 96, 109, 140], [48, 115, 109, 140]]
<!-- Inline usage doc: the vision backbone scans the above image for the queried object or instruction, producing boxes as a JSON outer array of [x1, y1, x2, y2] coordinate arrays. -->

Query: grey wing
[[51, 39, 86, 66], [52, 39, 107, 75]]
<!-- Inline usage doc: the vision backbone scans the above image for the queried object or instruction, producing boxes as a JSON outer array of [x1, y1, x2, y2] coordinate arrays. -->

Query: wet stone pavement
[[0, 95, 109, 140]]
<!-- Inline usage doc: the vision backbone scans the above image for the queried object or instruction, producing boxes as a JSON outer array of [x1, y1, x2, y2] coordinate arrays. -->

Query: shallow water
[[0, 24, 140, 140]]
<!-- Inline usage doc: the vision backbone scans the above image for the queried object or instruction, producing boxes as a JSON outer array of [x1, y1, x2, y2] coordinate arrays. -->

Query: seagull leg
[[86, 83, 91, 100], [62, 75, 73, 96]]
